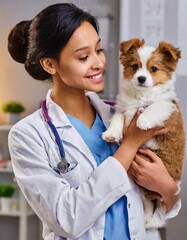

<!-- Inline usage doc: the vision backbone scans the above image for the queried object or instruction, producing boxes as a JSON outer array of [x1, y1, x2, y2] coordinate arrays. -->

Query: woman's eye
[[97, 48, 104, 54], [150, 66, 158, 72], [79, 56, 88, 61], [132, 64, 139, 70], [78, 48, 104, 61]]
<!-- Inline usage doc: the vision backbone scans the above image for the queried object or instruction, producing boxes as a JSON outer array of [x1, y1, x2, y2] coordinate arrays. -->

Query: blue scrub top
[[67, 112, 130, 240]]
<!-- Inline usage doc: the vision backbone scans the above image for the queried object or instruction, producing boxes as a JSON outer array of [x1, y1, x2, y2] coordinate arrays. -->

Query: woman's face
[[53, 21, 106, 93]]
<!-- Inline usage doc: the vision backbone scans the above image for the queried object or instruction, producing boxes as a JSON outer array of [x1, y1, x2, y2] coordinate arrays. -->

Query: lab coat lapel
[[86, 91, 113, 128]]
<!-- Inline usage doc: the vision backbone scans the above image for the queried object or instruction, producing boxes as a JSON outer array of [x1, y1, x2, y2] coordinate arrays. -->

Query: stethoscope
[[41, 100, 70, 173]]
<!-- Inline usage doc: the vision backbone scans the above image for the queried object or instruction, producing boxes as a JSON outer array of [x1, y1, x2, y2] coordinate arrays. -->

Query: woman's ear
[[40, 58, 57, 75]]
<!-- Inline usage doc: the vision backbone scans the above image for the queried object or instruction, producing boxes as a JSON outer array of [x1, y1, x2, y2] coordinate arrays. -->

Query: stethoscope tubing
[[41, 100, 66, 159]]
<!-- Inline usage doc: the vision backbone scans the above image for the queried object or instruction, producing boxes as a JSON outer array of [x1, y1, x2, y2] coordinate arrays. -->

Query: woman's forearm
[[159, 179, 179, 211], [113, 140, 139, 171]]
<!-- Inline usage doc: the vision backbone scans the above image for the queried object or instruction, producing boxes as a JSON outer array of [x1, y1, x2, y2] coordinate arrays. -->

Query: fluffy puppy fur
[[102, 38, 185, 229]]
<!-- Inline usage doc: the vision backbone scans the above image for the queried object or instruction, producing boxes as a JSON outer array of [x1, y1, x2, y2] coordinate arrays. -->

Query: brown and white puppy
[[102, 38, 185, 229]]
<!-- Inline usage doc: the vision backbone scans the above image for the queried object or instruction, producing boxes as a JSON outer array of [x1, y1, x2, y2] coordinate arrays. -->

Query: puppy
[[102, 38, 185, 229]]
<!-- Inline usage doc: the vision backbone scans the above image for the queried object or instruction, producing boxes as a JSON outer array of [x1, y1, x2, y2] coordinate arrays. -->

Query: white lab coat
[[8, 90, 181, 240]]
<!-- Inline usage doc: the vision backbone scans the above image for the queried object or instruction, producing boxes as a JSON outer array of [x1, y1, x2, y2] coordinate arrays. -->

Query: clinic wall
[[0, 0, 119, 124]]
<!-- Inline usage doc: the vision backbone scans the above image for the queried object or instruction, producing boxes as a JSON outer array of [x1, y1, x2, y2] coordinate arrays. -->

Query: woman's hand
[[129, 148, 179, 211], [113, 112, 172, 171], [123, 112, 172, 149]]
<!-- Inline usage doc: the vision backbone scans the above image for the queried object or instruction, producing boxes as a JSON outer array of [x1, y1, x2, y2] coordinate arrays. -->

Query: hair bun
[[8, 20, 31, 63], [25, 60, 50, 80]]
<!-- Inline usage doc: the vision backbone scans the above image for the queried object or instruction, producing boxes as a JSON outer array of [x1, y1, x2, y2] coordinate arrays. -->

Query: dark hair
[[8, 21, 31, 63], [8, 3, 99, 80]]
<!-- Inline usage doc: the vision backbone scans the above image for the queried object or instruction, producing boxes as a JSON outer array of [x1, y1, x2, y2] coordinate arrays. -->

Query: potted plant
[[0, 184, 15, 212], [2, 101, 25, 125]]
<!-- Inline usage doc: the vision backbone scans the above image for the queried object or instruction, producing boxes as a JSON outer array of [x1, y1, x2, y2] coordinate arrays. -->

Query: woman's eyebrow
[[74, 38, 101, 53]]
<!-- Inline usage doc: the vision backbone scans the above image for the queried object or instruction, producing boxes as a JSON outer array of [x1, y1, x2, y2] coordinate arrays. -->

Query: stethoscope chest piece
[[57, 158, 70, 173]]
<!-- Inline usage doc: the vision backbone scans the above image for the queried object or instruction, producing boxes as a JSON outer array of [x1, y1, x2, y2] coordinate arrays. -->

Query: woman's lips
[[86, 73, 103, 83]]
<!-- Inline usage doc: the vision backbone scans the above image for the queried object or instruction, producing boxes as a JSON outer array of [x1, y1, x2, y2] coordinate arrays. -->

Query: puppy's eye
[[150, 66, 158, 72], [132, 64, 139, 70]]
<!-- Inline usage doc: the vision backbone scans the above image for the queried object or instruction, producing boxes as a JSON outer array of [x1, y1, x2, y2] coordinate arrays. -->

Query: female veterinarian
[[8, 3, 181, 240]]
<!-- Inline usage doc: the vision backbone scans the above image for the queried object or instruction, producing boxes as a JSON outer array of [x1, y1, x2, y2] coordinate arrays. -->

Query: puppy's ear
[[120, 38, 145, 54], [157, 41, 181, 63]]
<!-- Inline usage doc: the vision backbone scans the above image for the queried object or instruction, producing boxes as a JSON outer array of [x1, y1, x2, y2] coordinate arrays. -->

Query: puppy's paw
[[136, 114, 159, 130], [145, 217, 154, 229], [102, 129, 122, 142], [145, 213, 166, 229]]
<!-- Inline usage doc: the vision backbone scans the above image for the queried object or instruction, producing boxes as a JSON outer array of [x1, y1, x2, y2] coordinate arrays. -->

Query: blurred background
[[0, 0, 186, 240]]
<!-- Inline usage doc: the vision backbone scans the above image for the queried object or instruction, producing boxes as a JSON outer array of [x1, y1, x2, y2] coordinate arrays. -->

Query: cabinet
[[0, 125, 42, 240]]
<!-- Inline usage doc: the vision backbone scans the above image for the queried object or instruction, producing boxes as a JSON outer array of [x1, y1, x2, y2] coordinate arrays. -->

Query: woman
[[8, 3, 180, 240]]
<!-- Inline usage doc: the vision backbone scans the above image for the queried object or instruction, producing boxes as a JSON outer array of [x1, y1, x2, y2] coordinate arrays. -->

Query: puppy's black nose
[[138, 76, 146, 84]]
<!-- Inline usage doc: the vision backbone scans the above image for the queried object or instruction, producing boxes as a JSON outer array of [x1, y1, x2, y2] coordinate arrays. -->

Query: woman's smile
[[85, 72, 104, 83]]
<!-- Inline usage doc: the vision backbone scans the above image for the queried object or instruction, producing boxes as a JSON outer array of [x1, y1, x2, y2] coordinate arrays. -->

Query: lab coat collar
[[45, 89, 70, 128], [45, 89, 112, 129], [85, 91, 112, 128]]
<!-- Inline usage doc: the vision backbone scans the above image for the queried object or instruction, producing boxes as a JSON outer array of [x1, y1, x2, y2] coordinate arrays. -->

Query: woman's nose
[[92, 54, 106, 69]]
